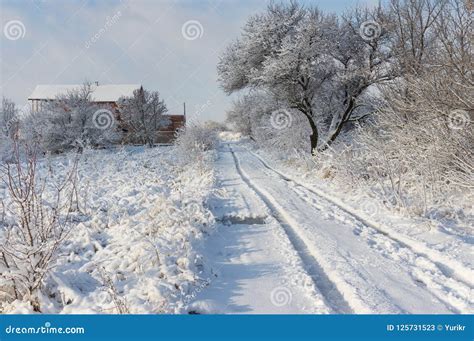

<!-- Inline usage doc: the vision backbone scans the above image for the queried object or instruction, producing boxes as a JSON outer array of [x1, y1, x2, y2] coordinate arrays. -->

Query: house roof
[[28, 84, 141, 102]]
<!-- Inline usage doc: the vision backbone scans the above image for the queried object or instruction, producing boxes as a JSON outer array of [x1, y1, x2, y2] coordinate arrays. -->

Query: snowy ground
[[188, 140, 473, 314], [1, 146, 217, 314], [1, 138, 472, 314]]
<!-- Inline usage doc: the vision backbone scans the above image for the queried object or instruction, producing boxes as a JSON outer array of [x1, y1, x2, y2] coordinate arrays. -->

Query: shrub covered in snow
[[174, 124, 218, 162], [0, 144, 216, 313], [0, 142, 79, 311]]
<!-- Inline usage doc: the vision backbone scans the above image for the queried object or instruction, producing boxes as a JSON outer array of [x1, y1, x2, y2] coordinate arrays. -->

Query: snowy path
[[190, 143, 473, 314], [190, 144, 331, 314]]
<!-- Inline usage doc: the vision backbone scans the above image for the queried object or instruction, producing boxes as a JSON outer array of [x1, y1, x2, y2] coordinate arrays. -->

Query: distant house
[[28, 83, 140, 112], [28, 83, 186, 143]]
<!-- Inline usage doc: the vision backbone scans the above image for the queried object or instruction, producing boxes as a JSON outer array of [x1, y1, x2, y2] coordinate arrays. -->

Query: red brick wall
[[155, 115, 186, 143]]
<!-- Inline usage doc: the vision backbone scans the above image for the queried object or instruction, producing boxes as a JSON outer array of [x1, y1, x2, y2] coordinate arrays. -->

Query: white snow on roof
[[28, 84, 141, 102]]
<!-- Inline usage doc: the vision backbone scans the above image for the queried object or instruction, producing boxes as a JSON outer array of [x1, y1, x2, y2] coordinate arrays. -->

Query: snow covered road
[[190, 144, 330, 314], [190, 143, 473, 314]]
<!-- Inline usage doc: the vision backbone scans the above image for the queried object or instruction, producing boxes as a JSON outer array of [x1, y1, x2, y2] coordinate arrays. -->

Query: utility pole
[[183, 102, 187, 126]]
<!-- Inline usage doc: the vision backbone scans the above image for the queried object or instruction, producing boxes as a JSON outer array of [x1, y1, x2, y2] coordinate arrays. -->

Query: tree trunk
[[299, 108, 319, 155], [310, 132, 318, 154], [320, 97, 355, 152]]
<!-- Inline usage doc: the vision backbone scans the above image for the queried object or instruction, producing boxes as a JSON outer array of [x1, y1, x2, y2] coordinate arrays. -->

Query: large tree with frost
[[218, 1, 395, 153], [226, 92, 278, 140]]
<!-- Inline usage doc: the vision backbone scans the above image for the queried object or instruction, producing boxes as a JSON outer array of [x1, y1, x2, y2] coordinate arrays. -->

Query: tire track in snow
[[229, 146, 354, 314], [289, 185, 472, 313], [246, 147, 474, 289]]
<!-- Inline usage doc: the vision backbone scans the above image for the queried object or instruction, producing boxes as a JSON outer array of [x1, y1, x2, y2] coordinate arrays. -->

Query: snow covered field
[[1, 137, 472, 314], [1, 146, 216, 313]]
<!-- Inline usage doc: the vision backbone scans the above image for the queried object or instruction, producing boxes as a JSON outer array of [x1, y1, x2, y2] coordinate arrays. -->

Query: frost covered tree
[[320, 7, 395, 150], [203, 120, 227, 132], [388, 0, 446, 75], [26, 83, 118, 153], [174, 124, 219, 165], [383, 0, 472, 118], [332, 0, 473, 213], [218, 2, 326, 152], [376, 0, 473, 197], [118, 87, 169, 147], [0, 98, 18, 159], [226, 92, 277, 140], [0, 97, 18, 139], [218, 2, 395, 153]]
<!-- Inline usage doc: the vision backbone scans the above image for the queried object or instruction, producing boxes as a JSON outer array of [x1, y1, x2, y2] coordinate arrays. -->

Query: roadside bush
[[174, 124, 218, 162]]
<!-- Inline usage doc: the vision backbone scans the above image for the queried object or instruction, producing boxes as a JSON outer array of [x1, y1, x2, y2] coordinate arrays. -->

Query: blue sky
[[1, 0, 377, 122]]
